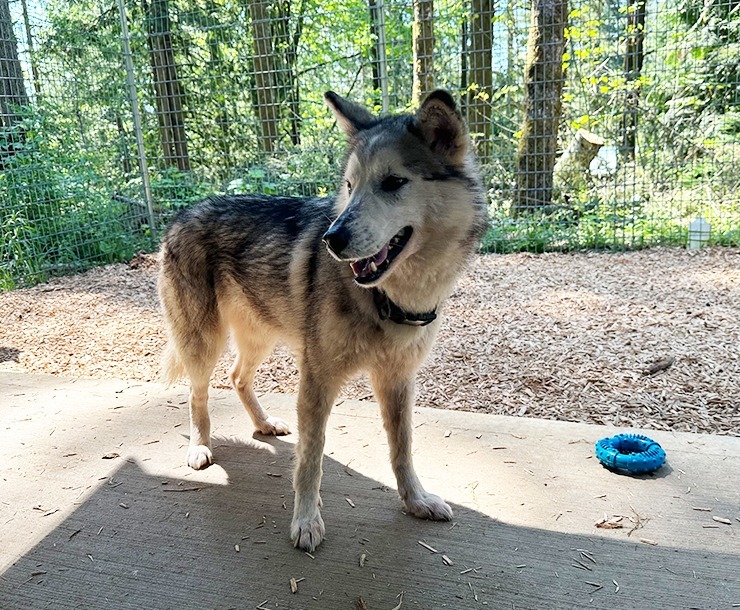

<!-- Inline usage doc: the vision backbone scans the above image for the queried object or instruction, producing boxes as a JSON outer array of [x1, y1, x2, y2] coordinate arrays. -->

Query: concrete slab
[[0, 371, 738, 609]]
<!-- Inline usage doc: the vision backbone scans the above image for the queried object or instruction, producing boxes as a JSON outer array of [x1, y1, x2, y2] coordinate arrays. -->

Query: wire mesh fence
[[0, 0, 738, 288]]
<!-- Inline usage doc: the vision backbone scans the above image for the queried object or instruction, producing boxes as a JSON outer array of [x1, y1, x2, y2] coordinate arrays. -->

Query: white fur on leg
[[403, 489, 453, 521], [291, 475, 326, 550], [290, 373, 338, 552], [187, 383, 212, 470], [290, 507, 325, 552], [255, 415, 291, 436], [230, 371, 291, 436], [372, 373, 453, 522], [395, 466, 454, 521], [187, 444, 213, 470]]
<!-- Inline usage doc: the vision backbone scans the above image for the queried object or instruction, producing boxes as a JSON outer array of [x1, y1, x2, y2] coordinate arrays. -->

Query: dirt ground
[[1, 248, 738, 436]]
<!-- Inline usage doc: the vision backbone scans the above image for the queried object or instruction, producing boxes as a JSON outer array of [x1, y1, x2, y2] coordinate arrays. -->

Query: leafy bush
[[0, 106, 147, 290]]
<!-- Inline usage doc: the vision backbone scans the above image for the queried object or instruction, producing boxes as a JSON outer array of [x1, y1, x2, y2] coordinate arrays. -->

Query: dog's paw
[[404, 492, 453, 521], [291, 512, 325, 552], [186, 444, 213, 470], [256, 416, 291, 436]]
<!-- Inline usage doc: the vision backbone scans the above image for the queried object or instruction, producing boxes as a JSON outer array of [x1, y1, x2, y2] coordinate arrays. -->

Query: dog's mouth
[[349, 226, 413, 285]]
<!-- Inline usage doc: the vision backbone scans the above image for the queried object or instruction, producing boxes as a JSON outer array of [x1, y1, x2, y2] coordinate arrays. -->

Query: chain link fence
[[1, 0, 738, 288]]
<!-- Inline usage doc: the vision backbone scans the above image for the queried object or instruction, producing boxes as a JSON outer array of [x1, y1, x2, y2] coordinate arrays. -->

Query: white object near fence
[[688, 217, 711, 249], [589, 146, 619, 178]]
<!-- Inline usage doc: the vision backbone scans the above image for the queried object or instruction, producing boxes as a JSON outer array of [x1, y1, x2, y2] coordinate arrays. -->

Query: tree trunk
[[513, 0, 568, 215], [506, 0, 514, 82], [248, 0, 280, 153], [620, 0, 646, 160], [0, 0, 29, 129], [412, 0, 434, 106], [467, 0, 493, 157], [368, 0, 382, 102], [554, 129, 605, 178], [553, 129, 604, 197], [144, 0, 190, 171], [205, 1, 232, 170], [0, 0, 28, 169], [460, 18, 468, 95], [272, 0, 304, 146], [287, 8, 304, 148], [19, 0, 40, 97]]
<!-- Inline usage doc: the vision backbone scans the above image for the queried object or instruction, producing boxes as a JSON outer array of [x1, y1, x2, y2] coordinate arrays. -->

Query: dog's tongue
[[351, 244, 389, 277]]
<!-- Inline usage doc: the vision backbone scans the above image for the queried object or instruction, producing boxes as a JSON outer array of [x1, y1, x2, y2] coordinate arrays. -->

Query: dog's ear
[[325, 91, 377, 137], [417, 90, 468, 164]]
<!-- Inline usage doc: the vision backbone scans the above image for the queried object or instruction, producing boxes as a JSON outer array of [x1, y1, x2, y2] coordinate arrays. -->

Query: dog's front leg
[[371, 371, 453, 521], [291, 372, 339, 552]]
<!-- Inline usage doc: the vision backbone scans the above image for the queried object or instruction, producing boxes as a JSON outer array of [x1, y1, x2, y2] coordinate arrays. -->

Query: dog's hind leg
[[161, 291, 227, 469], [179, 326, 227, 470], [370, 369, 453, 521], [229, 323, 290, 436]]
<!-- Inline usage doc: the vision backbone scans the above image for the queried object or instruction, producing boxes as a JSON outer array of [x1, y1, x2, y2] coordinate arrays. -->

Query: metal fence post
[[117, 0, 157, 244]]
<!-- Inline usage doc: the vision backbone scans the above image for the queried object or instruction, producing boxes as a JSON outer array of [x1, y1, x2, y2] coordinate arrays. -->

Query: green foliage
[[149, 167, 215, 211], [482, 181, 739, 254], [1, 0, 738, 289], [0, 105, 148, 290]]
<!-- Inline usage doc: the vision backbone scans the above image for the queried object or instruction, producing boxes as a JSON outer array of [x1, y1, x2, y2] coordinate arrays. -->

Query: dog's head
[[322, 90, 478, 288]]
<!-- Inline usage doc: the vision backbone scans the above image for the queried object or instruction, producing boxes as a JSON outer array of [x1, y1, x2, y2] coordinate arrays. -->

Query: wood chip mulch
[[1, 248, 738, 436]]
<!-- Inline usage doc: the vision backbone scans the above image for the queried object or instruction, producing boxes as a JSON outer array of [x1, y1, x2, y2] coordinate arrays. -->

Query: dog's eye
[[380, 175, 408, 193], [346, 180, 353, 195]]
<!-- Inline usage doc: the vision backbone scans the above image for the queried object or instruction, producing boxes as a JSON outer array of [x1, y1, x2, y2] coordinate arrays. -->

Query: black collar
[[372, 289, 437, 327]]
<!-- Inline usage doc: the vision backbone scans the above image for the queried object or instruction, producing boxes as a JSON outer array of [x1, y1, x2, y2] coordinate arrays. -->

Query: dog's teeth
[[369, 261, 378, 273]]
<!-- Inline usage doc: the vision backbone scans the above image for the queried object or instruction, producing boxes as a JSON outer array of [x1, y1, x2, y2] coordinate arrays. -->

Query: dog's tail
[[161, 340, 186, 385], [158, 213, 222, 387]]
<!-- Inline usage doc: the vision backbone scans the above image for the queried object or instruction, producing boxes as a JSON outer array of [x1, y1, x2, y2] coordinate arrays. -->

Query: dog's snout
[[322, 224, 351, 257]]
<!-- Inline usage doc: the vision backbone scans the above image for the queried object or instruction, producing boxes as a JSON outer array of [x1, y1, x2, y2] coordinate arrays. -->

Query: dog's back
[[159, 194, 336, 383]]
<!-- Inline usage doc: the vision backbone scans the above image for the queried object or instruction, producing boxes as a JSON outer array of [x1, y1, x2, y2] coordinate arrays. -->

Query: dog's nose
[[322, 224, 351, 257]]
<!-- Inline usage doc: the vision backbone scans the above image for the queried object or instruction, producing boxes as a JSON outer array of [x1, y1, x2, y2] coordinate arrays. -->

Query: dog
[[158, 89, 488, 552]]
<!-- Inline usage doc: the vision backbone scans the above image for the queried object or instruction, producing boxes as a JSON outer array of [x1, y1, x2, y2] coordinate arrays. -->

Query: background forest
[[0, 0, 738, 288]]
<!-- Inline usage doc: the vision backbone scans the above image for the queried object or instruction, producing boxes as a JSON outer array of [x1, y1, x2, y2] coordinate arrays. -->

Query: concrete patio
[[0, 371, 738, 609]]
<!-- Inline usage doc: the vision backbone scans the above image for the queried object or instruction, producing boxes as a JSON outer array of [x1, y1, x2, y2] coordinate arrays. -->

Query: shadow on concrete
[[1, 435, 737, 610]]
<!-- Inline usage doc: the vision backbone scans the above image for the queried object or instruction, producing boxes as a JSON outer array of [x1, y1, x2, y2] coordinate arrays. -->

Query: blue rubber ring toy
[[595, 434, 666, 474]]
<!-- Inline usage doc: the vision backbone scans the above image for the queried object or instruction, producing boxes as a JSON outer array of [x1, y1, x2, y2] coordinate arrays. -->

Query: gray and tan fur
[[158, 90, 488, 552]]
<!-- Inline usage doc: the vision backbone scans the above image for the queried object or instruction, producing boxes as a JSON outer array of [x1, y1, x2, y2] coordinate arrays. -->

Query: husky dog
[[158, 90, 488, 552]]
